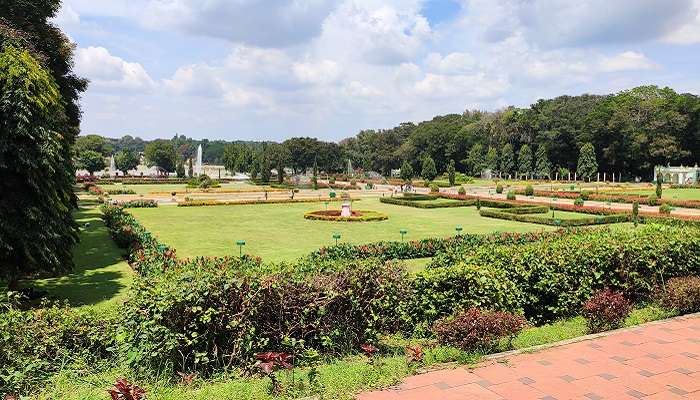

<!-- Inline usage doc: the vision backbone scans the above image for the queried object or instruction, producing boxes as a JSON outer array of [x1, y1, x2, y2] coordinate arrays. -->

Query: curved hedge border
[[303, 210, 388, 222], [380, 196, 474, 208]]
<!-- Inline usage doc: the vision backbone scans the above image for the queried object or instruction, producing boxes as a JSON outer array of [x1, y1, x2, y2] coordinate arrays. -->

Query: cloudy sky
[[55, 0, 700, 141]]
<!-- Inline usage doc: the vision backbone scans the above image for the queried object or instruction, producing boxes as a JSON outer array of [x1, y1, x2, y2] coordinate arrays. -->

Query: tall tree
[[144, 140, 177, 173], [485, 147, 498, 172], [0, 44, 78, 288], [577, 143, 598, 181], [114, 148, 139, 176], [447, 160, 456, 186], [464, 143, 485, 176], [535, 145, 552, 179], [500, 143, 515, 176], [400, 160, 413, 182], [77, 150, 105, 175], [517, 144, 533, 179], [75, 134, 112, 157], [421, 155, 438, 182]]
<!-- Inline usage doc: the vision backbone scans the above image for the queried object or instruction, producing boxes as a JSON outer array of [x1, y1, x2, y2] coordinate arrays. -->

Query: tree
[[464, 144, 485, 176], [75, 134, 112, 157], [188, 158, 194, 177], [447, 160, 456, 186], [176, 159, 186, 178], [656, 175, 663, 198], [144, 140, 177, 173], [535, 145, 552, 179], [517, 144, 533, 179], [577, 143, 598, 181], [0, 44, 79, 288], [485, 147, 498, 172], [78, 150, 106, 175], [114, 148, 139, 176], [267, 143, 290, 184], [421, 155, 437, 182], [500, 143, 515, 177], [400, 160, 413, 182]]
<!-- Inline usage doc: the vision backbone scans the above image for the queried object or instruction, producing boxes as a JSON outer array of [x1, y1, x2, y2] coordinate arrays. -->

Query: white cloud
[[75, 47, 155, 91], [163, 65, 224, 97], [663, 0, 700, 44], [599, 51, 657, 72], [293, 60, 340, 84], [425, 52, 477, 75], [53, 4, 80, 27]]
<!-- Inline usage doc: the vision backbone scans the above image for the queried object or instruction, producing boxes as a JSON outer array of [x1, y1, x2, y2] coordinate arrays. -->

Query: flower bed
[[479, 207, 630, 226], [303, 209, 388, 222], [178, 198, 353, 207], [380, 196, 474, 208], [518, 189, 700, 209], [112, 199, 158, 208]]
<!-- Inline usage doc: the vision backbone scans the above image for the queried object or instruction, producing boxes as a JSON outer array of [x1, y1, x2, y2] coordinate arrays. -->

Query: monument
[[654, 164, 700, 185]]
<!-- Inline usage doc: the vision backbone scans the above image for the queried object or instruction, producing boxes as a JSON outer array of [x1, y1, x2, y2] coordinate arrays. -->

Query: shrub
[[104, 188, 136, 195], [574, 197, 584, 207], [350, 179, 357, 186], [633, 201, 639, 226], [660, 276, 700, 314], [458, 186, 466, 195], [582, 289, 632, 333], [648, 193, 658, 206], [659, 203, 672, 215], [430, 183, 439, 193], [113, 199, 158, 208], [303, 210, 388, 222], [506, 192, 516, 200], [524, 185, 534, 196], [496, 184, 503, 194], [380, 197, 473, 209], [329, 177, 336, 184], [432, 308, 526, 352]]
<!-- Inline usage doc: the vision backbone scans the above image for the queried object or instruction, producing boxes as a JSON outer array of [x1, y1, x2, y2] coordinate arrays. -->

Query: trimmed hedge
[[519, 189, 700, 209], [479, 208, 630, 226], [303, 210, 388, 222], [178, 198, 351, 207], [112, 199, 158, 208], [380, 196, 474, 208]]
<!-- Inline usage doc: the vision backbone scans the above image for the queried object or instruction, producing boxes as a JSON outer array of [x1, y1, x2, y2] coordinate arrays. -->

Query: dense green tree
[[114, 148, 139, 176], [500, 143, 515, 176], [535, 145, 552, 179], [577, 143, 598, 181], [447, 160, 456, 186], [485, 147, 498, 172], [0, 44, 78, 288], [463, 143, 485, 176], [176, 159, 186, 178], [144, 140, 177, 173], [75, 134, 112, 157], [77, 150, 105, 175], [400, 160, 413, 182], [517, 144, 533, 178], [421, 155, 437, 182], [267, 143, 290, 184], [188, 158, 194, 177], [283, 137, 322, 174]]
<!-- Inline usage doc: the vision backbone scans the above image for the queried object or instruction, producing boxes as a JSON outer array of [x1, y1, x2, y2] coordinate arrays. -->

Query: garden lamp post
[[333, 233, 341, 246], [551, 197, 556, 218], [400, 229, 408, 241], [236, 240, 246, 257], [455, 225, 463, 235]]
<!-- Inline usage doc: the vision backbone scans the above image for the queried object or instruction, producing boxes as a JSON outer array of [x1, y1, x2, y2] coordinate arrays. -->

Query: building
[[654, 164, 700, 184]]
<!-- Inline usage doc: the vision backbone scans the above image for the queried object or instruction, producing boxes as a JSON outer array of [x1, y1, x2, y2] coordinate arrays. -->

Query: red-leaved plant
[[255, 352, 293, 394], [108, 378, 146, 400], [582, 288, 632, 333], [406, 345, 424, 364], [432, 308, 526, 352], [176, 371, 198, 386]]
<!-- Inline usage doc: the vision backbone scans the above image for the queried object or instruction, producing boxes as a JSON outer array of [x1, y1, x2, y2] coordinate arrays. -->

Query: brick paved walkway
[[358, 315, 700, 399]]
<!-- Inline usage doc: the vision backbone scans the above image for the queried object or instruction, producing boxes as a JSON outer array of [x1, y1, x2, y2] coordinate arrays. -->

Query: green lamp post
[[400, 229, 408, 241], [455, 225, 463, 235], [236, 240, 246, 257], [333, 233, 341, 246]]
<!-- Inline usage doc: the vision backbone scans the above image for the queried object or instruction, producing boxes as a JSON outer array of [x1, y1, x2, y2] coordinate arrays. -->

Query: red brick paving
[[357, 315, 700, 399]]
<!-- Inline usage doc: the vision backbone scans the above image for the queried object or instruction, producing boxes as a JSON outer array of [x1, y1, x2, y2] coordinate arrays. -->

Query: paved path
[[358, 315, 700, 399]]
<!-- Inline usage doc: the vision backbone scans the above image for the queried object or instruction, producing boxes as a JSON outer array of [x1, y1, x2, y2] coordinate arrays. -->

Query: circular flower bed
[[304, 210, 388, 222]]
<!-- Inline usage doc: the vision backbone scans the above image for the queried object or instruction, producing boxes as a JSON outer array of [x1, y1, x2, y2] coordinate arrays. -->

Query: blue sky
[[55, 0, 700, 142]]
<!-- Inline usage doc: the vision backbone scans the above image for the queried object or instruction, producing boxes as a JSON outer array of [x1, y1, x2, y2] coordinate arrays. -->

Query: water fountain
[[195, 144, 203, 176]]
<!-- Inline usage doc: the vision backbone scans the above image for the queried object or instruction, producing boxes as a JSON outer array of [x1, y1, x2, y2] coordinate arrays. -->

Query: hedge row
[[177, 198, 352, 207], [380, 196, 474, 208], [112, 199, 158, 208], [520, 189, 700, 209], [303, 210, 388, 222], [479, 208, 630, 227]]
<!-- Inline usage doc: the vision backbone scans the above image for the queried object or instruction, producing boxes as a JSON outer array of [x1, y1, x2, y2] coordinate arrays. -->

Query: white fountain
[[109, 155, 116, 176], [195, 144, 203, 176]]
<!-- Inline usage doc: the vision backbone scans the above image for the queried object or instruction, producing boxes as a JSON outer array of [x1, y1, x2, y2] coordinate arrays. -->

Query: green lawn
[[129, 198, 555, 261], [100, 181, 255, 195], [29, 207, 133, 311]]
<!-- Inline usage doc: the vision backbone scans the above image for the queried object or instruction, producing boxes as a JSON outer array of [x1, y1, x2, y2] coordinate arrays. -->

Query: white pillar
[[597, 172, 600, 182], [603, 172, 606, 182], [574, 172, 577, 181]]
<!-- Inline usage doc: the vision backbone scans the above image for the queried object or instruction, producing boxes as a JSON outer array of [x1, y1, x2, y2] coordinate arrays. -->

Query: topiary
[[524, 185, 534, 196], [457, 186, 466, 195], [574, 197, 584, 207], [506, 192, 516, 200], [582, 289, 632, 333], [648, 193, 658, 206], [496, 184, 503, 194]]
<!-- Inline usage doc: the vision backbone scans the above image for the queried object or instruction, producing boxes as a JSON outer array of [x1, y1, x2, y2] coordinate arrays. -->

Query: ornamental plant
[[525, 185, 534, 196], [255, 352, 293, 394], [660, 276, 700, 314], [430, 183, 439, 193], [506, 191, 516, 200], [496, 184, 503, 194], [574, 197, 584, 207], [458, 186, 466, 195], [632, 201, 639, 226], [108, 378, 145, 400], [582, 289, 632, 333], [432, 308, 526, 352], [659, 203, 672, 215], [648, 193, 658, 206]]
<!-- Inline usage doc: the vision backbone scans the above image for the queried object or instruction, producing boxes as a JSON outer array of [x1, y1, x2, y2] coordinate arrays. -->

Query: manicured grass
[[36, 306, 677, 400], [29, 206, 133, 311], [129, 198, 555, 261]]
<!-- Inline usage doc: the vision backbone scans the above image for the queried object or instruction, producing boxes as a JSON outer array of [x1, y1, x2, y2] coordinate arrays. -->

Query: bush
[[582, 289, 632, 333], [506, 192, 516, 200], [188, 174, 221, 189], [660, 276, 700, 314], [432, 308, 526, 352], [525, 185, 534, 196], [113, 199, 158, 208], [648, 193, 658, 206], [303, 210, 388, 222], [659, 203, 672, 215], [429, 183, 439, 193], [574, 197, 584, 207], [350, 179, 357, 186], [496, 184, 503, 194], [458, 186, 466, 195], [0, 303, 115, 395], [380, 197, 473, 209], [104, 188, 136, 195]]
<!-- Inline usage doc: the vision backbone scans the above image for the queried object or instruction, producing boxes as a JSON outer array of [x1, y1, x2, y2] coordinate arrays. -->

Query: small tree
[[656, 175, 663, 199], [535, 145, 551, 179], [576, 143, 598, 182], [115, 148, 139, 176], [485, 147, 498, 172], [517, 144, 533, 179], [500, 143, 515, 177], [465, 144, 484, 176], [400, 161, 413, 182], [176, 159, 186, 178], [421, 156, 437, 182], [447, 160, 456, 186], [632, 201, 639, 227], [78, 150, 106, 175], [188, 158, 194, 177]]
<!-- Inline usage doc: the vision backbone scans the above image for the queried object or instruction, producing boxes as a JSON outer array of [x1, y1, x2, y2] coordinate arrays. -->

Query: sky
[[54, 0, 700, 142]]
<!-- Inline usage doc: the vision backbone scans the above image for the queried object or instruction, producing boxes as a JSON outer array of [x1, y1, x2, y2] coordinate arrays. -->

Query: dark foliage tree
[[75, 134, 112, 157], [144, 140, 177, 173], [500, 143, 515, 176], [421, 155, 437, 182], [77, 150, 105, 175], [577, 143, 598, 181], [400, 160, 413, 182], [534, 145, 552, 179], [517, 144, 533, 178], [114, 148, 139, 176], [447, 160, 456, 186]]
